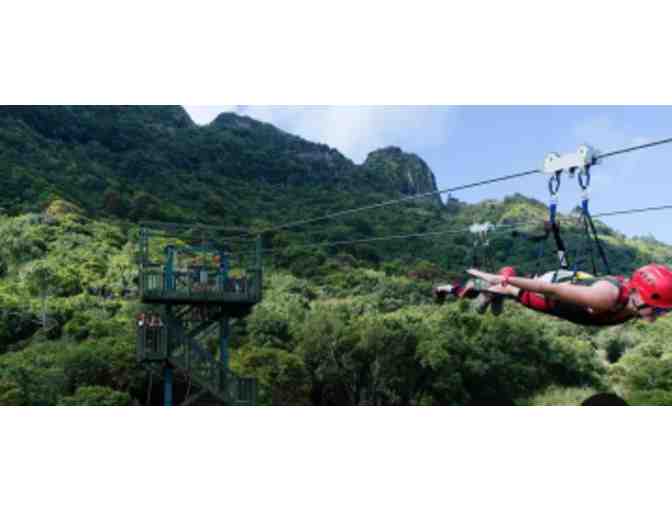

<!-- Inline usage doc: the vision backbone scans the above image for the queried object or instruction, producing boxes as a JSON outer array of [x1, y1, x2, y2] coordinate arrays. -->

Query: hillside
[[0, 106, 439, 221], [1, 106, 672, 405]]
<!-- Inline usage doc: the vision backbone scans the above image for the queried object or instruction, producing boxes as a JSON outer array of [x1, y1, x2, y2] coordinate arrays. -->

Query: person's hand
[[466, 268, 503, 285]]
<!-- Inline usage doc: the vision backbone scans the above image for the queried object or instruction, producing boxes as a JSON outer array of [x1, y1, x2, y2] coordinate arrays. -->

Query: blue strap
[[581, 198, 589, 216]]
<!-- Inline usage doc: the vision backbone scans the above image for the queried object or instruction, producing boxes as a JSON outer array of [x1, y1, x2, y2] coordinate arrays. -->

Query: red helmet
[[630, 264, 672, 309]]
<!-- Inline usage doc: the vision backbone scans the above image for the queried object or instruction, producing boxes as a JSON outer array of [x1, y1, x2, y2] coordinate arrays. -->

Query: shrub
[[235, 346, 310, 405], [45, 199, 84, 218], [416, 307, 606, 405], [523, 386, 601, 406], [59, 385, 131, 405], [619, 353, 672, 392], [63, 314, 92, 342], [626, 390, 672, 405]]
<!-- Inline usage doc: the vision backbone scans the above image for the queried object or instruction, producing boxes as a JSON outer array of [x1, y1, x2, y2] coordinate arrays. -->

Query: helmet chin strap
[[631, 293, 664, 317], [629, 280, 655, 311], [624, 288, 645, 313]]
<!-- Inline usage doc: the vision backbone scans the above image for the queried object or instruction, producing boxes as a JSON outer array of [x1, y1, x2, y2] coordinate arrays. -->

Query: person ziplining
[[441, 263, 672, 325], [434, 144, 672, 326]]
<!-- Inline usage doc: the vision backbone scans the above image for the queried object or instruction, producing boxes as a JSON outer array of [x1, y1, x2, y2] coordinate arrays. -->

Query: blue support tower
[[219, 250, 230, 376], [220, 316, 229, 370], [218, 316, 230, 393], [163, 364, 173, 406], [219, 250, 230, 391], [164, 246, 176, 291]]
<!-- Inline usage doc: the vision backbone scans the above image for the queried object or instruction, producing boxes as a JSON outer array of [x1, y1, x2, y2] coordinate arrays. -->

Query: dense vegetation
[[1, 106, 671, 405]]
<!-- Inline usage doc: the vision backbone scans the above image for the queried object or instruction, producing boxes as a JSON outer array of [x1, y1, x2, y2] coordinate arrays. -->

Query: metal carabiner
[[548, 171, 561, 196], [578, 166, 591, 190]]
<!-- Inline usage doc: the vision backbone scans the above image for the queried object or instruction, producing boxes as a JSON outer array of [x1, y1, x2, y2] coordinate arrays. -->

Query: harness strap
[[585, 208, 612, 275], [550, 221, 568, 269], [577, 167, 611, 276], [547, 173, 571, 280], [471, 228, 495, 272], [606, 275, 631, 310], [581, 211, 599, 276]]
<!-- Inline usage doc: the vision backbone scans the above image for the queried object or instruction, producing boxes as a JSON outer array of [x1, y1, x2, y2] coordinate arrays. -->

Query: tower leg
[[219, 315, 229, 393], [163, 364, 173, 406], [220, 315, 229, 369], [163, 304, 174, 406]]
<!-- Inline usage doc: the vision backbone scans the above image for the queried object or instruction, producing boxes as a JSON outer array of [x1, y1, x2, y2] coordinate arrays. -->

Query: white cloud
[[572, 115, 648, 186], [241, 106, 458, 163], [183, 105, 458, 164]]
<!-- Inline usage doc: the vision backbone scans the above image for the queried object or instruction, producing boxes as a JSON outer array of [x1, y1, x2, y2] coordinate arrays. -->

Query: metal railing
[[140, 268, 262, 304], [137, 325, 168, 362], [227, 376, 258, 405]]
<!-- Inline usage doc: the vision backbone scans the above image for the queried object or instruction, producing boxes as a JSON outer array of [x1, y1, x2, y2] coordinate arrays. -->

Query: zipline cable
[[248, 136, 672, 237], [251, 169, 542, 236], [261, 204, 672, 255], [596, 137, 672, 161], [261, 224, 524, 255], [593, 204, 672, 219]]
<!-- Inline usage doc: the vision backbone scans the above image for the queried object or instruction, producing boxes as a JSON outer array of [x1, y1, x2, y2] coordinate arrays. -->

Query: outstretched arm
[[467, 269, 619, 312]]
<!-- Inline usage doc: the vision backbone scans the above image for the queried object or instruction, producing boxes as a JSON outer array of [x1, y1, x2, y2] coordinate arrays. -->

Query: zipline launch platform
[[136, 222, 262, 405]]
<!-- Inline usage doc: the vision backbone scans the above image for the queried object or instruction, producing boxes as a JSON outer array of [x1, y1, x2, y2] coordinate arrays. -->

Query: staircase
[[166, 312, 257, 405]]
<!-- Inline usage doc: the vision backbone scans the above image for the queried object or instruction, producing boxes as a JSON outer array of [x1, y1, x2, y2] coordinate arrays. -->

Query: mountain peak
[[211, 112, 262, 130], [367, 146, 405, 157], [362, 146, 441, 206]]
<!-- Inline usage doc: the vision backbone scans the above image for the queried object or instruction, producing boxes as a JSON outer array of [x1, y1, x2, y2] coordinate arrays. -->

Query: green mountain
[[1, 106, 672, 406], [0, 106, 439, 221], [362, 147, 442, 206]]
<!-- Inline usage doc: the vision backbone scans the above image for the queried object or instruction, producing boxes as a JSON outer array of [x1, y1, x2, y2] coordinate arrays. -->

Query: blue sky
[[184, 106, 672, 243]]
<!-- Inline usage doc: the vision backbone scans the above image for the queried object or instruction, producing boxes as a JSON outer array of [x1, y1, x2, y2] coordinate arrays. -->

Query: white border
[[1, 407, 669, 510], [2, 2, 671, 509], [2, 2, 671, 104]]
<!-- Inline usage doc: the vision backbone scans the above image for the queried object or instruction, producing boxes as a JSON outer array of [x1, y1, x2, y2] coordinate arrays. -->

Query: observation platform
[[139, 267, 262, 311], [137, 222, 263, 313]]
